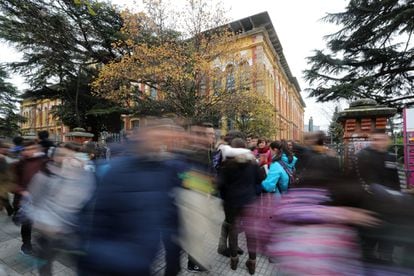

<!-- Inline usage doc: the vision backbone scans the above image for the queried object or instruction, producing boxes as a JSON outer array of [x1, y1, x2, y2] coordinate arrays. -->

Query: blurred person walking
[[13, 141, 47, 255], [10, 136, 24, 159], [27, 143, 95, 276], [356, 130, 401, 265], [0, 141, 14, 216], [252, 133, 380, 275], [218, 138, 260, 274], [37, 131, 55, 155], [181, 123, 218, 272], [78, 122, 183, 276], [356, 130, 400, 191]]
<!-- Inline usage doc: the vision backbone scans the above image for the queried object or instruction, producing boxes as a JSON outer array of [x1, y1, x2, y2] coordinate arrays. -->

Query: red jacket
[[253, 147, 272, 167], [14, 154, 46, 193]]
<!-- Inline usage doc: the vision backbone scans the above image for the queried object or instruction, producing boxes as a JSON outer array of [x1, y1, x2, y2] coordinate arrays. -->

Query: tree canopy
[[0, 0, 123, 87], [93, 0, 277, 137], [93, 0, 236, 123], [0, 66, 25, 137], [0, 0, 125, 132], [304, 0, 414, 111]]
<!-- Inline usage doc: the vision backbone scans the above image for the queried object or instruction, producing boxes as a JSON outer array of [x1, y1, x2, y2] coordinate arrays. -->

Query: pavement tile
[[0, 222, 20, 240], [0, 212, 278, 275], [22, 271, 39, 276], [0, 240, 21, 259], [52, 268, 76, 276], [0, 260, 21, 276], [0, 231, 13, 244]]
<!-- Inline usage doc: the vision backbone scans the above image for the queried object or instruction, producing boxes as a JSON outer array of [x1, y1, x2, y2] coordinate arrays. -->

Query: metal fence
[[98, 131, 124, 143]]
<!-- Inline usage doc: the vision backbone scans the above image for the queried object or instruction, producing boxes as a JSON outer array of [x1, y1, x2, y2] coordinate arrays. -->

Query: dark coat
[[356, 147, 400, 191], [38, 139, 55, 154], [218, 159, 261, 208], [79, 156, 181, 276], [14, 155, 46, 193]]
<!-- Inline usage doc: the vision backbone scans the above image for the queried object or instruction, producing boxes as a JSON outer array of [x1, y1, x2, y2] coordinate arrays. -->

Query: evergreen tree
[[304, 0, 414, 111], [0, 66, 25, 137], [0, 0, 124, 132], [328, 106, 344, 144]]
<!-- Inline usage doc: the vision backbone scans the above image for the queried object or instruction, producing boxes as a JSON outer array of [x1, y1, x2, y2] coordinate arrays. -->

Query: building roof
[[337, 99, 397, 121], [228, 11, 306, 107]]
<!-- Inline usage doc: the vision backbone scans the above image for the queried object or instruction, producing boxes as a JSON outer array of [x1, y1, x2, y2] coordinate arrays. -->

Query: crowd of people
[[0, 121, 413, 275]]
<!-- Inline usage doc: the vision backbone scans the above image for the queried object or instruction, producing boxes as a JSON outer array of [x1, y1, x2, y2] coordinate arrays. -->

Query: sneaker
[[20, 244, 33, 256], [187, 262, 207, 272]]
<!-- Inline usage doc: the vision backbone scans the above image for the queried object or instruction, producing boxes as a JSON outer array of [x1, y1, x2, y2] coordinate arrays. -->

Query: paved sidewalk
[[0, 212, 278, 275]]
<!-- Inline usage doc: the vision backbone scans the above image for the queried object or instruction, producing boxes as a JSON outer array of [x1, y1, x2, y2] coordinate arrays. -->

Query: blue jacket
[[261, 160, 289, 194], [79, 156, 181, 275], [281, 153, 297, 171]]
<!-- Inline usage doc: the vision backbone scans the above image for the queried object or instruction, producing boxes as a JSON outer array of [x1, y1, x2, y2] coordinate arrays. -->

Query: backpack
[[278, 161, 298, 188]]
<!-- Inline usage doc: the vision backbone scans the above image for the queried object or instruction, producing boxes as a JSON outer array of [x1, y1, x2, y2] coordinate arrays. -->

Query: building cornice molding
[[228, 12, 306, 108]]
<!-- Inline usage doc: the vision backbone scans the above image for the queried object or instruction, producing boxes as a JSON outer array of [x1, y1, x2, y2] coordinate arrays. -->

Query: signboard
[[406, 108, 414, 131], [403, 108, 414, 187]]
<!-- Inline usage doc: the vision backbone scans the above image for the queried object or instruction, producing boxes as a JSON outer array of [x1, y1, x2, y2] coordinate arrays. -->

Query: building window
[[257, 80, 265, 94], [239, 61, 251, 91], [225, 64, 235, 92], [213, 67, 222, 96], [131, 120, 140, 129], [150, 87, 157, 100]]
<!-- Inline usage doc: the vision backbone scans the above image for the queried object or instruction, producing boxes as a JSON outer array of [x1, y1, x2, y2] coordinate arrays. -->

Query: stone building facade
[[20, 97, 69, 142], [226, 12, 305, 140]]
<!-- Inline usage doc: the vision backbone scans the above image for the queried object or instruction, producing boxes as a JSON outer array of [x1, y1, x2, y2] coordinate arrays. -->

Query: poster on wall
[[403, 108, 414, 187]]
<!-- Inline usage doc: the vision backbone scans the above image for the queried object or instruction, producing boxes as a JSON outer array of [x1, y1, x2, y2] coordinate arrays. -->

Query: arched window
[[213, 67, 222, 96], [225, 64, 235, 92]]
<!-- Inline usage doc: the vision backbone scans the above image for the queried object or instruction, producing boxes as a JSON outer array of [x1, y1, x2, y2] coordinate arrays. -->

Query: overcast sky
[[0, 0, 349, 130]]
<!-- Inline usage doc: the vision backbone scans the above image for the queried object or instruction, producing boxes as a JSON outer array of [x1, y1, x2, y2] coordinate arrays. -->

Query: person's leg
[[21, 222, 32, 254], [378, 239, 394, 264], [225, 206, 239, 258], [358, 226, 379, 263], [225, 206, 240, 270], [37, 235, 55, 276], [245, 229, 257, 260], [12, 193, 21, 211], [163, 233, 181, 276], [228, 224, 238, 256], [0, 197, 13, 216], [245, 215, 257, 275], [217, 220, 230, 256]]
